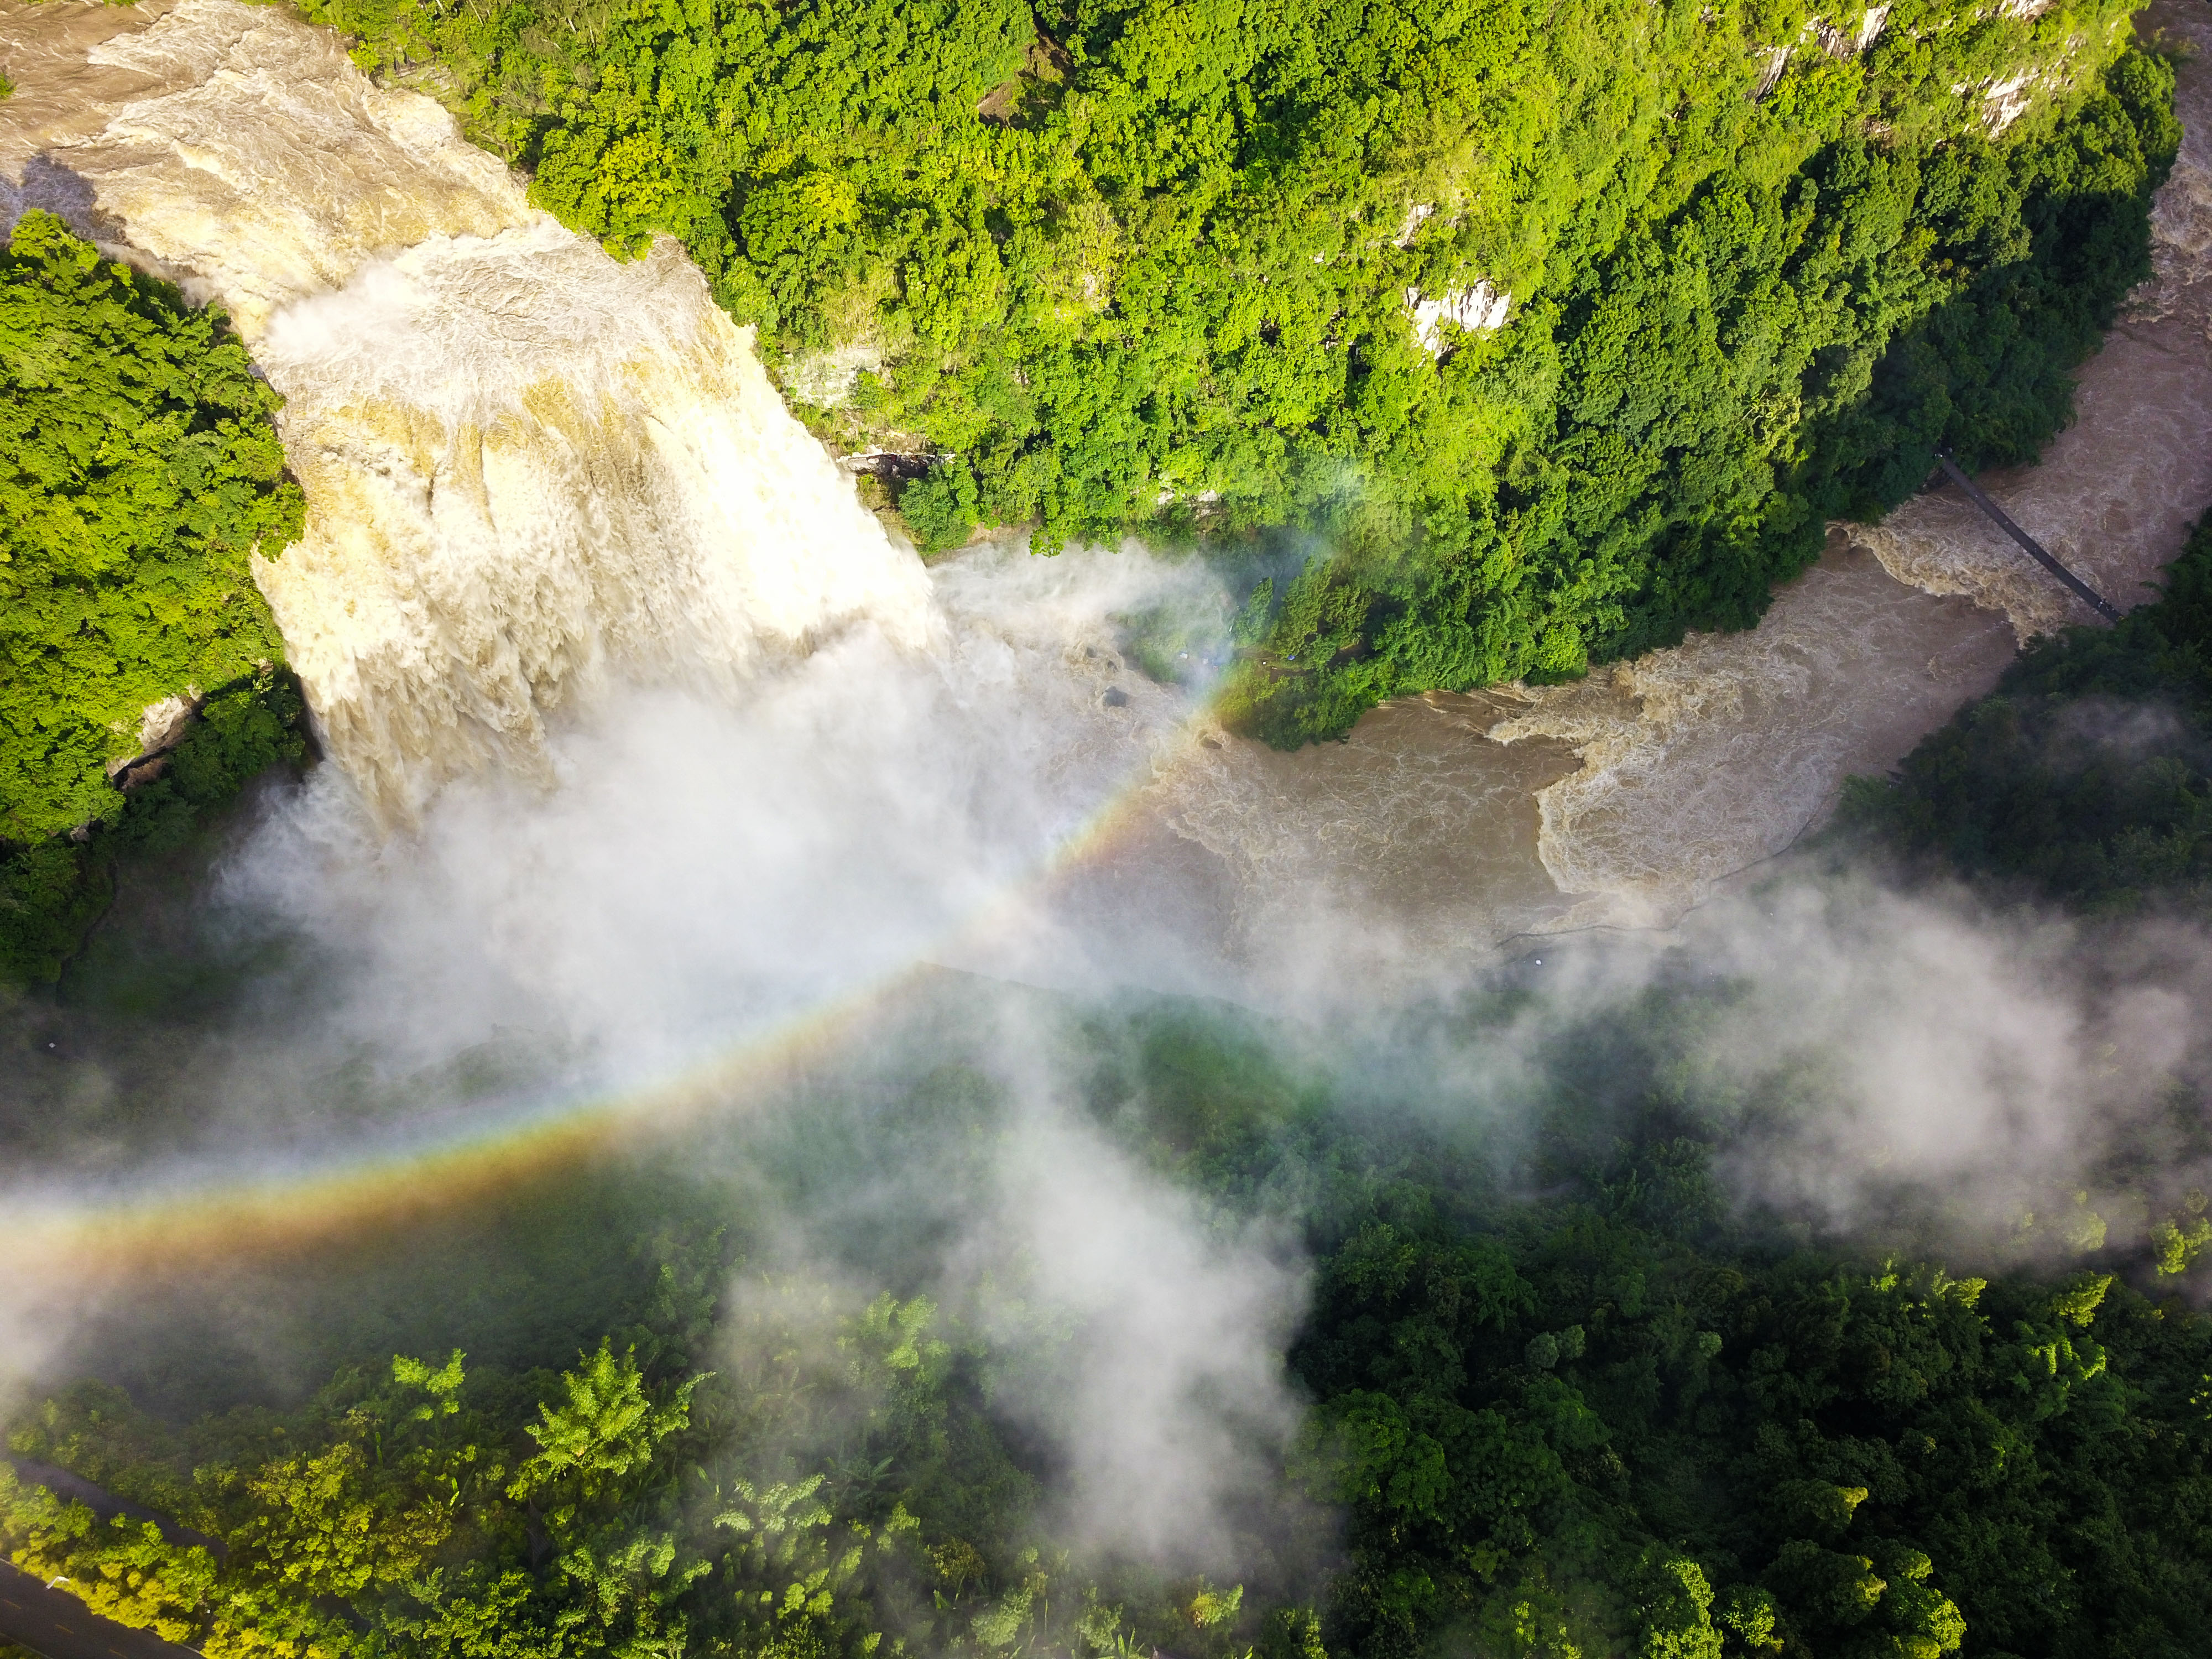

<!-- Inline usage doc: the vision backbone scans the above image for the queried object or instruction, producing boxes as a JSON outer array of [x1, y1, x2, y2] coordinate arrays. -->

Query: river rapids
[[3, 0, 2210, 976], [0, 0, 939, 826]]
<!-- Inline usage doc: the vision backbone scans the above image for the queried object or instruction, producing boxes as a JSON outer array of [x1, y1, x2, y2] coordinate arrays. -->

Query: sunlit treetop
[[0, 210, 302, 846]]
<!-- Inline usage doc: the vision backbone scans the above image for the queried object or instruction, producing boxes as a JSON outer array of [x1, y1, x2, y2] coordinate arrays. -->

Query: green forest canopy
[[0, 211, 307, 984], [300, 0, 2179, 740]]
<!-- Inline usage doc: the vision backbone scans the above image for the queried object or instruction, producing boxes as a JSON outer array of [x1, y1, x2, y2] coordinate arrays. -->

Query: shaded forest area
[[7, 947, 2211, 1659], [14, 497, 2212, 1659], [300, 0, 2179, 739], [1837, 507, 2212, 909], [22, 498, 2212, 1659]]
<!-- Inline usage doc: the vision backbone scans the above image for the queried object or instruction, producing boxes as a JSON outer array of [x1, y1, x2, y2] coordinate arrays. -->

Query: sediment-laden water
[[3, 0, 2208, 962], [1160, 0, 2212, 945]]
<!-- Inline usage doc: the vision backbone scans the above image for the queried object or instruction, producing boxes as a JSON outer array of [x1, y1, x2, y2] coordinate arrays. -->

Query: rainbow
[[0, 708, 1230, 1289]]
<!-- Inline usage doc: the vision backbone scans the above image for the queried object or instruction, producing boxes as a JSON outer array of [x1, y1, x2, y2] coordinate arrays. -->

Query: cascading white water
[[1, 0, 938, 822], [4, 0, 2209, 964], [249, 227, 940, 821]]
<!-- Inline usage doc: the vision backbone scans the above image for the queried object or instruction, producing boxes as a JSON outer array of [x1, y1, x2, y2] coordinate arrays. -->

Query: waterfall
[[6, 0, 2209, 962], [4, 0, 939, 823]]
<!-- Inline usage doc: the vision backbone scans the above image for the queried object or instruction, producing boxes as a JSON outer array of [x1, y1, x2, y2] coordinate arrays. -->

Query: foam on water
[[3, 0, 2209, 948], [1485, 546, 2020, 923], [2, 0, 938, 822]]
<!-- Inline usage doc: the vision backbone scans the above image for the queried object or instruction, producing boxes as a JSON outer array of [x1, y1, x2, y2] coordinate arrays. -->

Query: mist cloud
[[193, 542, 1234, 1099], [1342, 867, 2212, 1264], [3, 541, 1323, 1571], [9, 530, 2212, 1571], [959, 1014, 1310, 1567]]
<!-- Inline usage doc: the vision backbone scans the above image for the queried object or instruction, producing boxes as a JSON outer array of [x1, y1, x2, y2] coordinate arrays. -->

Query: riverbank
[[1133, 0, 2212, 961]]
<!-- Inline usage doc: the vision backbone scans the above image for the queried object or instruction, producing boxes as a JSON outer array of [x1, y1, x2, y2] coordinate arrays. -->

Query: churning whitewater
[[2, 0, 937, 823], [252, 226, 941, 824]]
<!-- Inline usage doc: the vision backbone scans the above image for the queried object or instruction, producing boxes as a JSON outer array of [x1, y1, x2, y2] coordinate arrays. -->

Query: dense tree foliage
[[3, 1263, 1290, 1659], [0, 212, 308, 985], [9, 980, 2210, 1659], [0, 212, 303, 845], [4, 8, 2208, 1653], [0, 0, 2182, 989], [1292, 1166, 2199, 1659], [1838, 507, 2212, 910], [298, 0, 2176, 739]]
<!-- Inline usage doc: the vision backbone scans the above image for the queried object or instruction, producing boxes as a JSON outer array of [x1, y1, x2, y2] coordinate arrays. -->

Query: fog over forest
[[5, 0, 2212, 1656]]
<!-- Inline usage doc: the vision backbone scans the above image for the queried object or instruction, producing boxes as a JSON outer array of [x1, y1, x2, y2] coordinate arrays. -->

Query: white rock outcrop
[[1405, 281, 1510, 354]]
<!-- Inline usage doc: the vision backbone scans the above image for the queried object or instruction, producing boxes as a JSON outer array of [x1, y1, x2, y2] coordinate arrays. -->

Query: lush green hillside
[[0, 211, 308, 984], [300, 0, 2176, 740]]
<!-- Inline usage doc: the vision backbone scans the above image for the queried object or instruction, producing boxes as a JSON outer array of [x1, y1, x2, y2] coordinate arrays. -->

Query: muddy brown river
[[4, 0, 2208, 987], [1150, 0, 2212, 957]]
